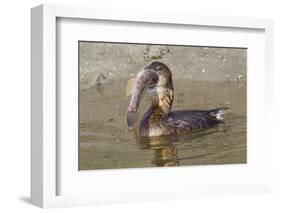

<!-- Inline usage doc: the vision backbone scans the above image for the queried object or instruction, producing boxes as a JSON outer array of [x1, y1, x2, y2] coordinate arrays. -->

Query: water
[[79, 79, 246, 170]]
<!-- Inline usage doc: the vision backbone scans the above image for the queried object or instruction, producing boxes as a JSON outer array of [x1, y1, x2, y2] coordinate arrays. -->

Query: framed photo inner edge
[[31, 4, 274, 208]]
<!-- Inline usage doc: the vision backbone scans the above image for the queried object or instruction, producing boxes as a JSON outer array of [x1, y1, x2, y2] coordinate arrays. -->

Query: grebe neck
[[149, 86, 174, 115]]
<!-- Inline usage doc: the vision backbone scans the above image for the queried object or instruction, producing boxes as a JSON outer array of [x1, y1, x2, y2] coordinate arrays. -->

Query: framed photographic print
[[31, 4, 274, 208]]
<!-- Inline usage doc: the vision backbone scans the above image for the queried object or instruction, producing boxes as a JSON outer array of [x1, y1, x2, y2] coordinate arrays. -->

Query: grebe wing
[[167, 107, 230, 129]]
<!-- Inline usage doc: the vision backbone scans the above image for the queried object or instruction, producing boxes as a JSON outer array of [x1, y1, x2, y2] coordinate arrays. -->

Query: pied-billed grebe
[[127, 61, 230, 137]]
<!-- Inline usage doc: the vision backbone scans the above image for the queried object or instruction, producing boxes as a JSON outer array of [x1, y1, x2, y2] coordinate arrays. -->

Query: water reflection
[[138, 136, 179, 166], [79, 80, 246, 170], [137, 125, 229, 167]]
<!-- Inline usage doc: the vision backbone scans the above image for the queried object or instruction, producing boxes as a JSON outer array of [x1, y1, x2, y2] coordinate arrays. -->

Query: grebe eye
[[156, 65, 162, 70]]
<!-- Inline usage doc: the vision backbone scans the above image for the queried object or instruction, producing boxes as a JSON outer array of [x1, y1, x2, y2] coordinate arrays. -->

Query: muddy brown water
[[79, 79, 246, 170]]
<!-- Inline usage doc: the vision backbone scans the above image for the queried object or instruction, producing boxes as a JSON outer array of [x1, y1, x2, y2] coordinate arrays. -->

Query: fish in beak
[[126, 68, 159, 129]]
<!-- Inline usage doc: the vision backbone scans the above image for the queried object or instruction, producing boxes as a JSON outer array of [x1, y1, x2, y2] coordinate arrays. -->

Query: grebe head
[[145, 61, 173, 89], [145, 62, 174, 109]]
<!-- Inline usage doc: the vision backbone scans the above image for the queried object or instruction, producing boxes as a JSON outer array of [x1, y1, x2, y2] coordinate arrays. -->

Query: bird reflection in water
[[133, 124, 229, 167], [138, 136, 179, 167]]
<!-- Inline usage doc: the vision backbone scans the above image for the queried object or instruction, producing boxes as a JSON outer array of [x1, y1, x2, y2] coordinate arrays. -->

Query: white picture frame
[[31, 4, 274, 208]]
